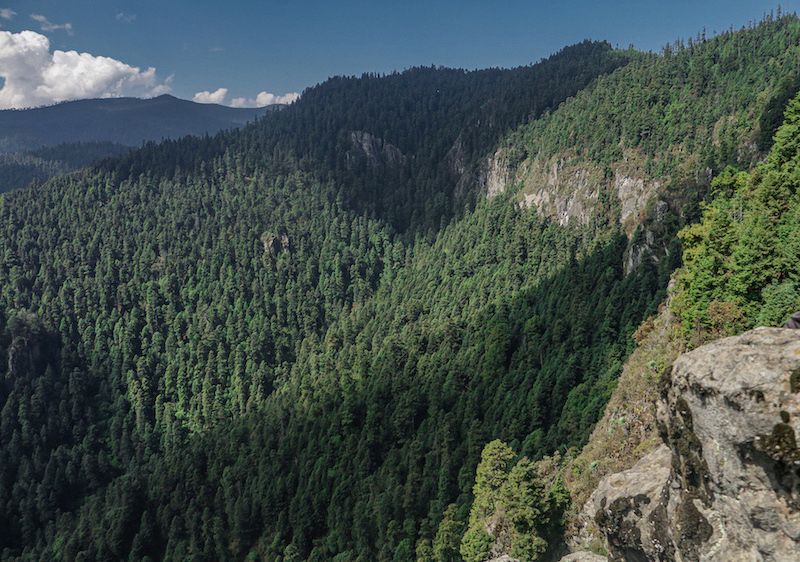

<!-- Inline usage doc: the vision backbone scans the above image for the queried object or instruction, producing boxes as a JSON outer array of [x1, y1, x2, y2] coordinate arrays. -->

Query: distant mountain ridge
[[0, 94, 280, 153], [0, 94, 283, 192]]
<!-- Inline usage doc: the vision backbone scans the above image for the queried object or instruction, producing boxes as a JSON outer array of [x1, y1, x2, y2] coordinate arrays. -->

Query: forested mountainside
[[100, 40, 631, 234], [673, 89, 800, 340], [494, 16, 800, 253], [0, 95, 279, 193], [488, 86, 800, 562], [546, 85, 800, 562], [0, 142, 131, 193], [0, 15, 799, 562]]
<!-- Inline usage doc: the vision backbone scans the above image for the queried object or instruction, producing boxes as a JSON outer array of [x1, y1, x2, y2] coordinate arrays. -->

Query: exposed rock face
[[615, 174, 661, 234], [623, 229, 657, 276], [517, 156, 602, 227], [622, 201, 670, 276], [448, 135, 485, 203], [659, 328, 800, 560], [491, 147, 685, 261], [558, 552, 609, 562], [446, 134, 469, 179], [261, 233, 291, 257], [590, 444, 674, 561], [347, 131, 406, 169], [584, 328, 800, 561], [482, 148, 512, 198]]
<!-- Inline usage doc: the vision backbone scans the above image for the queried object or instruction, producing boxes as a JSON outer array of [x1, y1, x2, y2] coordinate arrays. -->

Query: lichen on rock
[[574, 327, 800, 561]]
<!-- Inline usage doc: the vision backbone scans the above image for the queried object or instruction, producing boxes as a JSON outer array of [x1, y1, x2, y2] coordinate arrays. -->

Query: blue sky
[[0, 0, 797, 108]]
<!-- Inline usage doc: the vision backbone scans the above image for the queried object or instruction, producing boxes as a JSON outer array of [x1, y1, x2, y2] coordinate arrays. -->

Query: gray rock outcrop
[[482, 148, 512, 199], [558, 552, 609, 562], [346, 131, 406, 169], [589, 444, 673, 560], [584, 327, 800, 561]]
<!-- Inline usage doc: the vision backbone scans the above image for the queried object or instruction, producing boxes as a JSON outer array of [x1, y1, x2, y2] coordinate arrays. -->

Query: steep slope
[[673, 89, 800, 341], [0, 42, 634, 561], [137, 40, 632, 234], [269, 41, 634, 233], [416, 17, 800, 562], [561, 78, 800, 562], [490, 16, 800, 267], [574, 327, 800, 562], [0, 16, 799, 562]]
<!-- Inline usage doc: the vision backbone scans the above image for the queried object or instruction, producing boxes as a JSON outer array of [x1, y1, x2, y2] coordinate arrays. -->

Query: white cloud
[[0, 30, 171, 109], [116, 12, 137, 24], [0, 8, 16, 20], [30, 14, 73, 35], [193, 87, 228, 104], [192, 88, 298, 107], [230, 91, 300, 108]]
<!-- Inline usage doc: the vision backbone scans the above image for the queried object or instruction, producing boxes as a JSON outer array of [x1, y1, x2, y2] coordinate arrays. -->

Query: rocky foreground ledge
[[567, 327, 800, 562]]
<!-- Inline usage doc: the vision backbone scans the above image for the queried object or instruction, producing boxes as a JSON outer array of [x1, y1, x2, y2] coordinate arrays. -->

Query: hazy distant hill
[[0, 95, 281, 191], [0, 141, 132, 193], [0, 94, 279, 153]]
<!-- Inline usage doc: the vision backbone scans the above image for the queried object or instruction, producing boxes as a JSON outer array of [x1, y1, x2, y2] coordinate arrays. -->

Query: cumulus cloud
[[0, 8, 15, 20], [116, 12, 137, 24], [31, 14, 73, 35], [0, 30, 171, 109], [230, 91, 300, 108], [193, 87, 228, 104], [192, 88, 299, 108]]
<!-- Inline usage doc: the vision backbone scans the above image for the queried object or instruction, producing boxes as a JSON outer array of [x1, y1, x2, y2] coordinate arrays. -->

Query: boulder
[[586, 327, 800, 561], [589, 444, 674, 561]]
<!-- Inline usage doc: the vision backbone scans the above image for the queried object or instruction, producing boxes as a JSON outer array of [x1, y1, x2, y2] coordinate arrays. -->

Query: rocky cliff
[[566, 328, 800, 561], [483, 146, 688, 231], [346, 130, 406, 170]]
